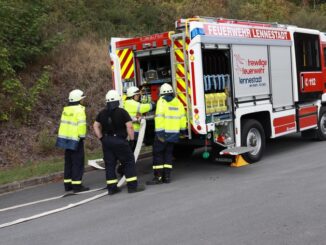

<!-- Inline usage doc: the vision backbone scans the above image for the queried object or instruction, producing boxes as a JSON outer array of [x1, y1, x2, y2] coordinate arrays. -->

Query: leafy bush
[[0, 67, 51, 122], [0, 1, 61, 122]]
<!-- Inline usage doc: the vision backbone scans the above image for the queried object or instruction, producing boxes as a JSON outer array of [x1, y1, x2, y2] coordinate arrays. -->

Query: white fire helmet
[[68, 89, 85, 102], [127, 86, 140, 97], [105, 90, 121, 102], [159, 83, 173, 95]]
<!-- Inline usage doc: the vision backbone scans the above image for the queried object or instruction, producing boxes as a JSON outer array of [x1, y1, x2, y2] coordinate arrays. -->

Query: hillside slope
[[1, 0, 326, 168]]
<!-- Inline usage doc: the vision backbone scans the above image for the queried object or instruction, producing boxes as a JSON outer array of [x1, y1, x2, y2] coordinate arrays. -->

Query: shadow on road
[[136, 133, 324, 179]]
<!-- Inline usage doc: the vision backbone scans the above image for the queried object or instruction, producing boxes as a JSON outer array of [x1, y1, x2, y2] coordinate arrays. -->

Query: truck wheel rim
[[321, 113, 326, 135], [247, 128, 261, 156]]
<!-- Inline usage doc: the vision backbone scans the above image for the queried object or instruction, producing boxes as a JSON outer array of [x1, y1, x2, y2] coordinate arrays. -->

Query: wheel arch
[[240, 111, 271, 139]]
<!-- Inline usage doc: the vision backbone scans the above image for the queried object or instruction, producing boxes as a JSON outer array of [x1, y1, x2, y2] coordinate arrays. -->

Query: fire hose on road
[[0, 119, 147, 229]]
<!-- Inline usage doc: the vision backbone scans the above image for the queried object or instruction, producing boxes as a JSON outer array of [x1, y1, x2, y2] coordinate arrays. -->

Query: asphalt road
[[1, 133, 326, 245]]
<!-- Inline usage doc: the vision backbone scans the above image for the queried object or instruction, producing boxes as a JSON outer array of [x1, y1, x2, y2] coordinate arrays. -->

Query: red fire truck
[[109, 17, 326, 165]]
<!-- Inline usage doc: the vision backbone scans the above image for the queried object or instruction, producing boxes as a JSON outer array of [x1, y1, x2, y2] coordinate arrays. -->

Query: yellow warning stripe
[[176, 65, 191, 95], [174, 39, 192, 107], [173, 38, 192, 126], [177, 64, 185, 75], [116, 48, 135, 79], [176, 65, 191, 80], [176, 88, 187, 105], [174, 40, 189, 52], [176, 78, 186, 90], [175, 49, 184, 60], [125, 65, 134, 79], [119, 49, 128, 63], [121, 52, 133, 76]]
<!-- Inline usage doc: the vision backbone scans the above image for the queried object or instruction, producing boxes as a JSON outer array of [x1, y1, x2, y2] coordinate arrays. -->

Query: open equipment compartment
[[135, 50, 172, 103], [133, 48, 173, 144], [202, 45, 235, 146]]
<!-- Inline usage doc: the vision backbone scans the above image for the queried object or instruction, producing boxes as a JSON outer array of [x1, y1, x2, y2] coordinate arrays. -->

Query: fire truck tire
[[241, 119, 266, 163], [317, 106, 326, 140], [173, 145, 195, 159]]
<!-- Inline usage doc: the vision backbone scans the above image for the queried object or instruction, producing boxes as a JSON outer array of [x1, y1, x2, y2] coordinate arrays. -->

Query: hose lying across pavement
[[0, 187, 106, 213], [0, 191, 108, 229], [0, 119, 147, 229]]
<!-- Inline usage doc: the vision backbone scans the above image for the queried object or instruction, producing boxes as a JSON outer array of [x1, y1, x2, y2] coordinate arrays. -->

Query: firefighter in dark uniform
[[146, 83, 187, 185], [56, 89, 90, 193], [93, 90, 145, 195]]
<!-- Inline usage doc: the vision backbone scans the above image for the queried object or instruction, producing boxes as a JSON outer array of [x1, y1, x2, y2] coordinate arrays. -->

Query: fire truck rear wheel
[[317, 106, 326, 140], [241, 119, 266, 163]]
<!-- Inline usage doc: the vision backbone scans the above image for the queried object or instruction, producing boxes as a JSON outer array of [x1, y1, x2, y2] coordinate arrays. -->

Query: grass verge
[[0, 149, 103, 186], [0, 146, 152, 186]]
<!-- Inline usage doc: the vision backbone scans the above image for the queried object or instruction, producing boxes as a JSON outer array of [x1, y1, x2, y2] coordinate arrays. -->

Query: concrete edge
[[0, 152, 152, 196]]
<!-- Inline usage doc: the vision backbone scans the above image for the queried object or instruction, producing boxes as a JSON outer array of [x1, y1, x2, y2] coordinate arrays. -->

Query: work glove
[[157, 136, 165, 143], [156, 132, 165, 143], [133, 115, 141, 122], [179, 130, 187, 139]]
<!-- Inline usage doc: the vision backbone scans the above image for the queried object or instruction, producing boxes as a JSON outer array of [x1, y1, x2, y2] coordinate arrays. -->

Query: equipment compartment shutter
[[232, 45, 270, 99], [269, 46, 294, 109]]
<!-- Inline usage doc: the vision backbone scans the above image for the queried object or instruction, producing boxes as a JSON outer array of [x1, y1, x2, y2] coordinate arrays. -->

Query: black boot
[[64, 183, 73, 191], [128, 184, 146, 193], [108, 187, 121, 195], [73, 185, 90, 193], [162, 172, 171, 184], [162, 177, 171, 183], [146, 169, 163, 185], [146, 176, 163, 185]]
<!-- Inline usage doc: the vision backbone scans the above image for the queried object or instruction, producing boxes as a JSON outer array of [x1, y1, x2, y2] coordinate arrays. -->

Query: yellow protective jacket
[[155, 95, 186, 142], [124, 99, 153, 132], [56, 104, 87, 150]]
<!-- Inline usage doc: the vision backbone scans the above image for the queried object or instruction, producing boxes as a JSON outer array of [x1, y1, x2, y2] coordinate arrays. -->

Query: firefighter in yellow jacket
[[124, 86, 155, 141], [56, 89, 89, 193], [146, 83, 186, 185]]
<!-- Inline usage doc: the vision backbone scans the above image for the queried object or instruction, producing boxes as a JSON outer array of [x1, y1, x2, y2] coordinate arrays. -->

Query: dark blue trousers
[[64, 140, 85, 187], [152, 137, 174, 177], [102, 135, 138, 191]]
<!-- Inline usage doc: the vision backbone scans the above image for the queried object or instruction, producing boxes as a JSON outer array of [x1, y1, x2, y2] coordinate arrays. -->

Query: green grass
[[0, 149, 104, 186], [0, 146, 153, 186]]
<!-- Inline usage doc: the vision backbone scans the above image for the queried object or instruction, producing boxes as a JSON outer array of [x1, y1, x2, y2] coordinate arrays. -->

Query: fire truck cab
[[110, 17, 326, 164]]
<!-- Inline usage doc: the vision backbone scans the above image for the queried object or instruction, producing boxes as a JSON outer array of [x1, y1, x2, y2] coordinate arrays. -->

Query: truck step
[[220, 146, 254, 155]]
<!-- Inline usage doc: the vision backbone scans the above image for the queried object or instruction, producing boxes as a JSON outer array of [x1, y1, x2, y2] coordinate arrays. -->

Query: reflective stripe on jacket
[[124, 99, 152, 132], [56, 105, 86, 150], [155, 96, 186, 142]]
